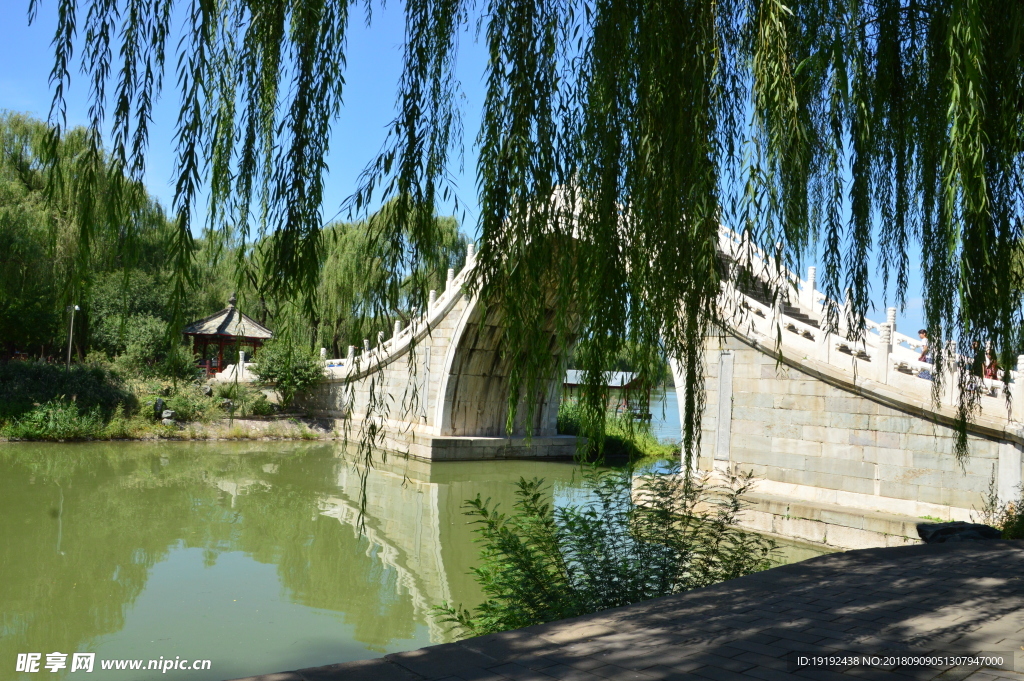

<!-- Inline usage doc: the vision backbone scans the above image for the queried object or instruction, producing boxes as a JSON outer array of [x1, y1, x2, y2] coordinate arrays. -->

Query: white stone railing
[[318, 243, 477, 380], [718, 228, 1024, 424]]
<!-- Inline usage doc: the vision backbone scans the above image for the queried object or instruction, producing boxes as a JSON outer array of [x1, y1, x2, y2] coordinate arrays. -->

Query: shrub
[[2, 399, 105, 440], [980, 478, 1024, 540], [214, 381, 276, 417], [0, 361, 134, 422], [251, 338, 324, 408], [163, 383, 221, 423], [437, 467, 776, 638]]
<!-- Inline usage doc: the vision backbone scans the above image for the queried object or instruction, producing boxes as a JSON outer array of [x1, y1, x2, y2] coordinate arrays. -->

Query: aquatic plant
[[437, 467, 775, 637]]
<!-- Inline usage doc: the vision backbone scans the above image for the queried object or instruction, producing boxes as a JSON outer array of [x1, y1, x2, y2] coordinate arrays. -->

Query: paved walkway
[[232, 542, 1024, 681]]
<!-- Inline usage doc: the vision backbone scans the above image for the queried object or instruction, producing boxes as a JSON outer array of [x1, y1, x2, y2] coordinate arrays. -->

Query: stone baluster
[[816, 317, 832, 365], [347, 346, 355, 363], [803, 266, 816, 311], [377, 331, 385, 348], [1013, 356, 1024, 422], [886, 307, 897, 337], [393, 320, 403, 339], [428, 289, 437, 309], [240, 350, 246, 365], [467, 242, 476, 263], [941, 341, 958, 407], [319, 348, 326, 361], [363, 338, 370, 353], [875, 323, 891, 383], [446, 267, 455, 292]]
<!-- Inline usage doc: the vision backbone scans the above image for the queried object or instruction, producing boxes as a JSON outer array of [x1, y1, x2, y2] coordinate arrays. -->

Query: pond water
[[0, 442, 828, 681]]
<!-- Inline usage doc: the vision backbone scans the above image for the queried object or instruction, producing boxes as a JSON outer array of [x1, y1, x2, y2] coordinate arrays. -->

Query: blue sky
[[1, 1, 925, 333]]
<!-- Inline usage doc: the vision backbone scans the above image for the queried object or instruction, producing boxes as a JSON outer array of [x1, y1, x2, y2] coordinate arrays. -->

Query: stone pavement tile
[[726, 651, 789, 671], [452, 668, 514, 681], [295, 658, 423, 681], [534, 664, 607, 681], [542, 654, 608, 672], [792, 666, 859, 681], [386, 644, 501, 679], [486, 662, 557, 681], [741, 665, 804, 681], [460, 632, 563, 664], [777, 609, 846, 624], [690, 664, 757, 681], [718, 641, 791, 659], [766, 629, 831, 646], [634, 666, 707, 681], [587, 664, 663, 681], [685, 654, 757, 674]]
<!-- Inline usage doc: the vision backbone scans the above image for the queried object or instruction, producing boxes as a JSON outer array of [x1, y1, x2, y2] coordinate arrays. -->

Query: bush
[[437, 467, 776, 638], [251, 338, 324, 408], [2, 399, 105, 440], [163, 383, 221, 423], [981, 479, 1024, 540], [214, 381, 276, 417], [0, 360, 134, 422]]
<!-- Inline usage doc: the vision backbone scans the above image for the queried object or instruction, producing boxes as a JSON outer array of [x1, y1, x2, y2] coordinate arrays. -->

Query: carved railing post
[[886, 307, 897, 336], [941, 341, 959, 407], [347, 346, 355, 363], [428, 289, 437, 309], [875, 323, 891, 383], [467, 242, 476, 263], [803, 266, 816, 311], [446, 267, 455, 292], [394, 320, 403, 339], [1013, 356, 1024, 422]]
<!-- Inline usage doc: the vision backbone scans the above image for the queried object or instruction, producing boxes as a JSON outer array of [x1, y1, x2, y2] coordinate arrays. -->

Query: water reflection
[[1, 442, 826, 681], [0, 442, 584, 680]]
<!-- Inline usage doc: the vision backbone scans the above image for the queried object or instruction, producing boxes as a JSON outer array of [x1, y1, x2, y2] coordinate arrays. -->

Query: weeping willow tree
[[26, 0, 1024, 464]]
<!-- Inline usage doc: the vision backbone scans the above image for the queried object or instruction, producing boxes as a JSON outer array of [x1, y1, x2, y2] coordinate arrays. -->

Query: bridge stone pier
[[676, 228, 1024, 551], [298, 245, 576, 461]]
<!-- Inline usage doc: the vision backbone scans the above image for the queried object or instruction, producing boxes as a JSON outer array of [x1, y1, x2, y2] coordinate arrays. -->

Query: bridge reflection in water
[[319, 452, 586, 644], [0, 441, 588, 681]]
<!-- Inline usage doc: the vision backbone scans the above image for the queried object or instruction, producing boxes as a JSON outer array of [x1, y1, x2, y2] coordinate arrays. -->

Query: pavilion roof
[[183, 298, 273, 340]]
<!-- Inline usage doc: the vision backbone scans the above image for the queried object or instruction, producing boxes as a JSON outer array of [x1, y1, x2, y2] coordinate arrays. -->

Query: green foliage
[[437, 468, 776, 637], [0, 361, 134, 422], [163, 384, 222, 424], [1, 399, 105, 440], [981, 478, 1024, 540], [557, 400, 678, 463], [214, 382, 276, 417], [252, 339, 325, 409]]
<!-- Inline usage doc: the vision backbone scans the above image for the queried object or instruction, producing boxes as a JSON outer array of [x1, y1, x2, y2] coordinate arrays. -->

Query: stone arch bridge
[[297, 244, 574, 461], [244, 232, 1024, 549]]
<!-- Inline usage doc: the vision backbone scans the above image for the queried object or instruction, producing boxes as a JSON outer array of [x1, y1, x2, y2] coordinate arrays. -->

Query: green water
[[0, 442, 829, 681]]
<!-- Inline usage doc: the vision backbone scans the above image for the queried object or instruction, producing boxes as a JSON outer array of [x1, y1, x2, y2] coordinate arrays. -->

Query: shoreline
[[0, 415, 339, 443]]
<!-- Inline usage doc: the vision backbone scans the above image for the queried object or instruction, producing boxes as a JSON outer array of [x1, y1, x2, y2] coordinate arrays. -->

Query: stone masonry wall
[[698, 334, 1024, 522]]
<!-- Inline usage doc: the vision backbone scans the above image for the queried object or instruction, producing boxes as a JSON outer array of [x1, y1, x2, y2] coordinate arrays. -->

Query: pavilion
[[183, 295, 273, 376]]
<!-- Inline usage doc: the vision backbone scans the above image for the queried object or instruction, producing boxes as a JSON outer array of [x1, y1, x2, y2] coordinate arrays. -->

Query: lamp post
[[65, 305, 80, 372]]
